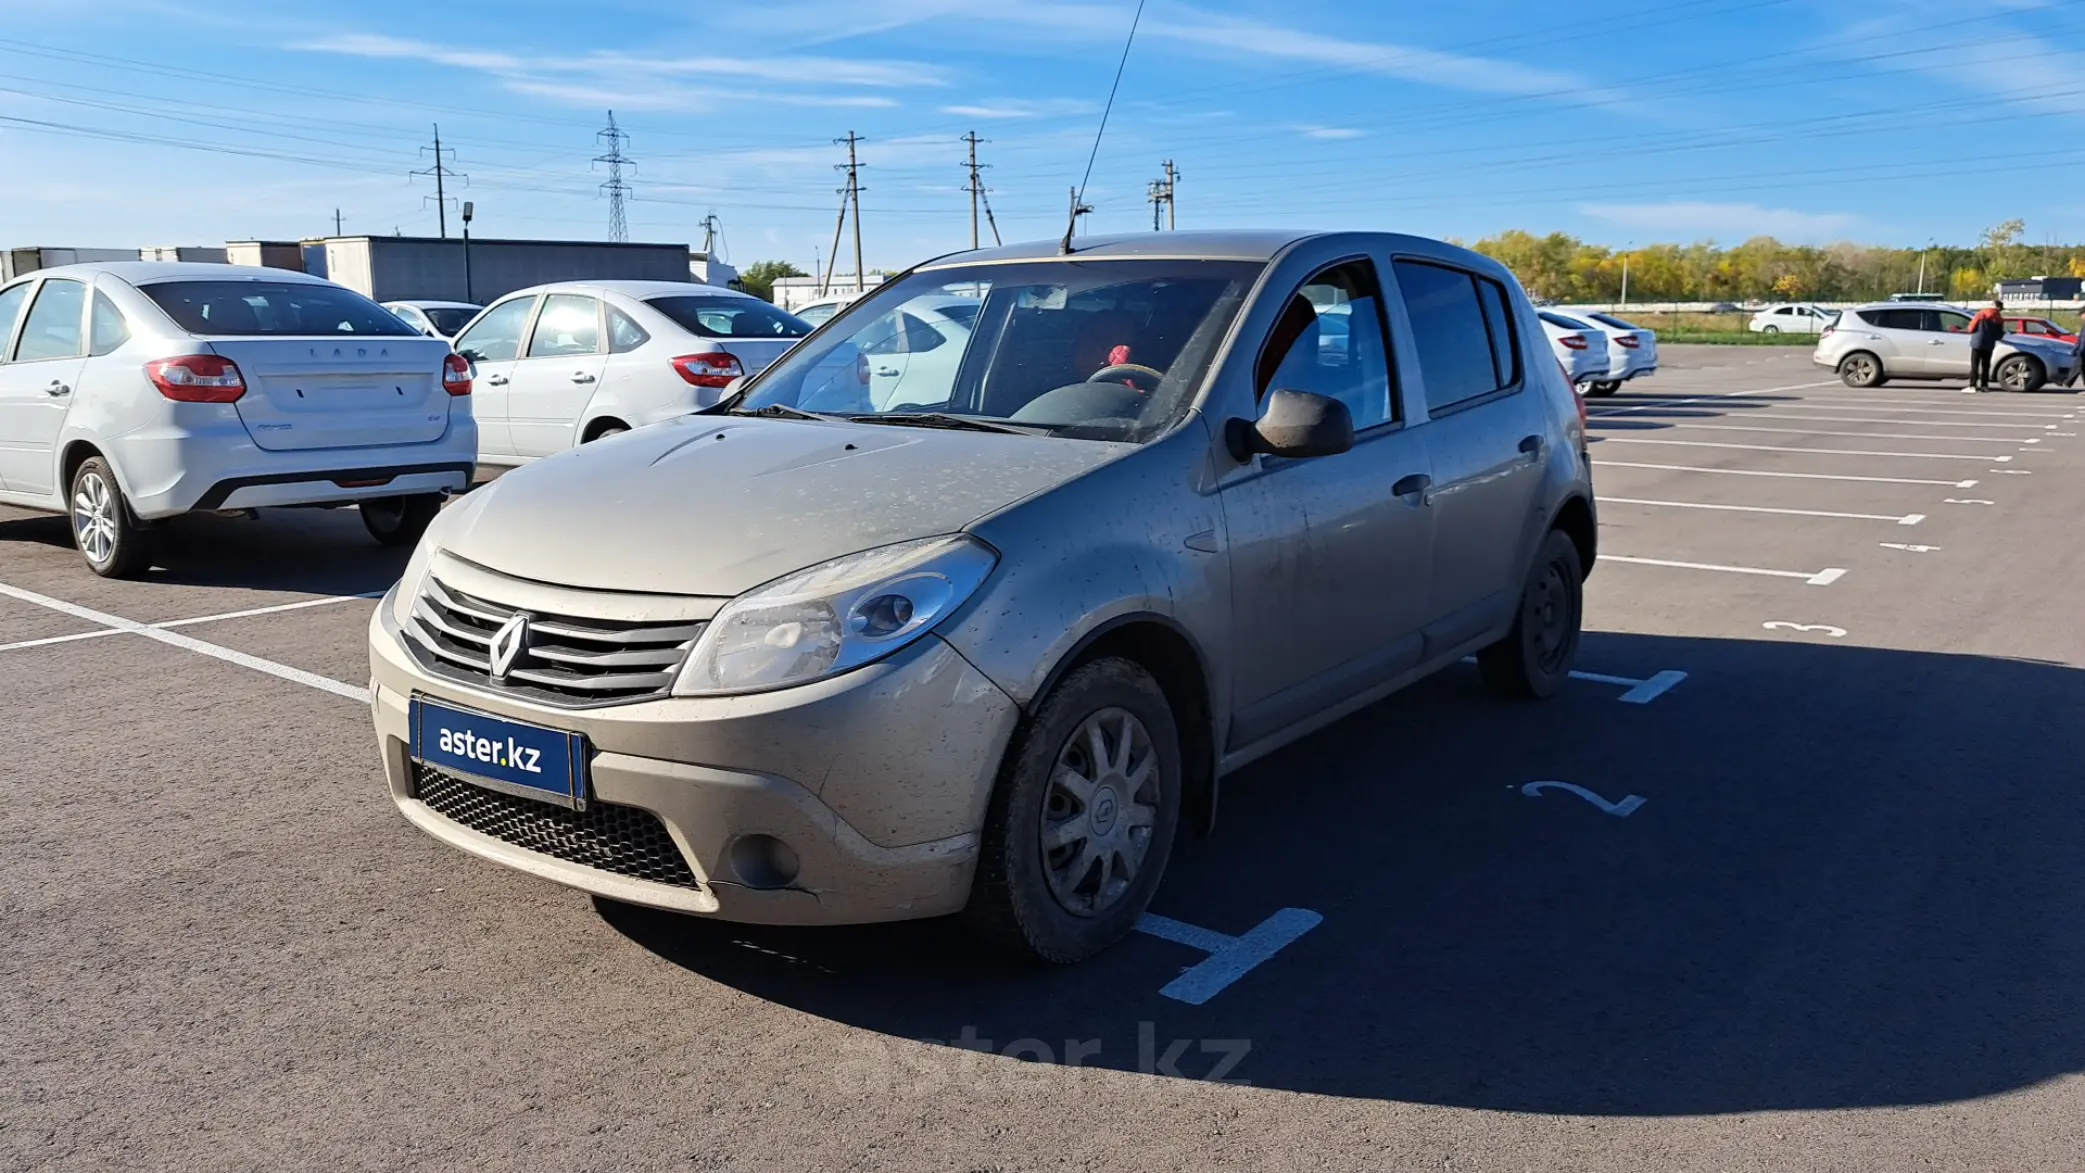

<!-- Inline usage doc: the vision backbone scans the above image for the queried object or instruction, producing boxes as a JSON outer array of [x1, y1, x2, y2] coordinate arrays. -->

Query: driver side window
[[455, 296, 535, 362], [1254, 262, 1394, 431]]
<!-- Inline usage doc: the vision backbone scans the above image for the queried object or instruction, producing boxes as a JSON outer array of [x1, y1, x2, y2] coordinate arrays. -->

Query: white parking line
[[1770, 400, 2074, 418], [1591, 460, 1977, 488], [1601, 496, 1923, 524], [1595, 437, 2007, 462], [0, 580, 370, 702], [1603, 555, 1845, 585], [1136, 908, 1324, 1005], [1640, 422, 2034, 444], [1670, 413, 2054, 430], [0, 592, 381, 653]]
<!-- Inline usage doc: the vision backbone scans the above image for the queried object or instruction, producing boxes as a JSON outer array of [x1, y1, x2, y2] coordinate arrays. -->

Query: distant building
[[140, 246, 229, 264], [771, 273, 884, 311], [689, 251, 740, 288], [310, 236, 694, 303], [2, 246, 137, 281], [1995, 276, 2083, 302], [226, 241, 307, 272]]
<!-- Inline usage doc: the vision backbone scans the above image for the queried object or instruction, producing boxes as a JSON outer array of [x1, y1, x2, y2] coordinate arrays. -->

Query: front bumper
[[368, 601, 1021, 925]]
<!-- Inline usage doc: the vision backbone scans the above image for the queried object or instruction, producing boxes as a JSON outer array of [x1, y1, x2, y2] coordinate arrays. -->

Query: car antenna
[[1061, 0, 1147, 256]]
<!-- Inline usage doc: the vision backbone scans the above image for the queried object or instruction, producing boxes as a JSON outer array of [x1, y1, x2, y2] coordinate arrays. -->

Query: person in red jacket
[[1966, 300, 2005, 392]]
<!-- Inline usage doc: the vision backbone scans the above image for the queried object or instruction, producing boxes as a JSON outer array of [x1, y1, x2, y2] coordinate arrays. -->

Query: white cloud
[[940, 98, 1098, 120], [1580, 201, 1864, 242], [1823, 13, 2085, 118], [1299, 125, 1364, 140]]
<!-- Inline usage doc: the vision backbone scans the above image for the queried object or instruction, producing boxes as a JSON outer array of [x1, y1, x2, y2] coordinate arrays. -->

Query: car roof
[[1845, 301, 1969, 312], [500, 279, 756, 300], [921, 229, 1317, 270], [10, 261, 332, 286]]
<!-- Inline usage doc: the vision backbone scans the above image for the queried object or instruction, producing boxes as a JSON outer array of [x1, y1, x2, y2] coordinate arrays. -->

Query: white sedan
[[1556, 307, 1659, 396], [383, 299, 482, 341], [450, 280, 813, 465], [1538, 311, 1613, 389], [1750, 304, 1835, 335], [0, 262, 475, 576]]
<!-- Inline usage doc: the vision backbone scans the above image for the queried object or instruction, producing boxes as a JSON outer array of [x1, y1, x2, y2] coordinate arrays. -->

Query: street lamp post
[[1620, 242, 1632, 308], [461, 201, 475, 303]]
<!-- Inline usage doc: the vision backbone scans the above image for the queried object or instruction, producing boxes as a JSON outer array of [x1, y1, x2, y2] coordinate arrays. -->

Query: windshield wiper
[[846, 412, 1039, 435], [726, 404, 835, 421]]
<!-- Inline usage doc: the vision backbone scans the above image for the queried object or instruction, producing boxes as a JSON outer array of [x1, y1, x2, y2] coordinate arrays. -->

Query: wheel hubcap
[[1039, 707, 1160, 917], [1527, 559, 1574, 672], [72, 473, 118, 565]]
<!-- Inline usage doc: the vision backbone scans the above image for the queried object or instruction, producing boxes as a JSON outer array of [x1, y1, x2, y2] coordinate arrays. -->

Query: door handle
[[1518, 434, 1544, 456], [44, 380, 70, 396], [486, 374, 509, 386], [1929, 339, 1947, 346], [571, 373, 597, 384], [875, 367, 900, 377], [1392, 473, 1431, 499]]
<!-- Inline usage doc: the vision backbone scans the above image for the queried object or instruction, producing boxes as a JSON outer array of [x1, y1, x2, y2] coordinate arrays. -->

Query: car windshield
[[735, 259, 1262, 443], [422, 306, 479, 336], [144, 280, 416, 337], [648, 295, 812, 339]]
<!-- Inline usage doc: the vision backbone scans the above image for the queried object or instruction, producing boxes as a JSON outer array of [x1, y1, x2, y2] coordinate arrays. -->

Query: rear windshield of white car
[[1588, 312, 1639, 330], [421, 306, 479, 336], [1539, 312, 1593, 330], [647, 296, 812, 339], [143, 281, 416, 337]]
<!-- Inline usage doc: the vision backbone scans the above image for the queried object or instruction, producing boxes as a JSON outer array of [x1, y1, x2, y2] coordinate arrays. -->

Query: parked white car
[[0, 263, 476, 576], [1538, 311, 1613, 389], [384, 300, 482, 341], [450, 280, 812, 465], [1556, 308, 1658, 396], [1814, 302, 2081, 391], [1750, 304, 1835, 335]]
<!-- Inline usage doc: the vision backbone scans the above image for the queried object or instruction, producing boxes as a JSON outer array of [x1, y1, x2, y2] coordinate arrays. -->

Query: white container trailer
[[317, 236, 693, 303]]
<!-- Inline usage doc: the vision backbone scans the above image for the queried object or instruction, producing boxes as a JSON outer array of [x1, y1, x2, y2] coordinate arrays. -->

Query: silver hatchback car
[[368, 230, 1598, 963]]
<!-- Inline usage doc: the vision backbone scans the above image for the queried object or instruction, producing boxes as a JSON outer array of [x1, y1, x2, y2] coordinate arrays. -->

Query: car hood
[[439, 415, 1130, 596]]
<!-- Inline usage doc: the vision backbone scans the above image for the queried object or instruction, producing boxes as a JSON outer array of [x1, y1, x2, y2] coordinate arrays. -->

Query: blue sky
[[2, 0, 2083, 273]]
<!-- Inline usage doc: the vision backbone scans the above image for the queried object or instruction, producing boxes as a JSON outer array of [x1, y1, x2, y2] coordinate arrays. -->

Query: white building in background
[[770, 273, 884, 311], [139, 246, 230, 264], [689, 252, 740, 288]]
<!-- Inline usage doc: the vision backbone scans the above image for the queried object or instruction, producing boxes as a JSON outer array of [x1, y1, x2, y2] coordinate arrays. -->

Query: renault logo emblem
[[488, 614, 531, 680]]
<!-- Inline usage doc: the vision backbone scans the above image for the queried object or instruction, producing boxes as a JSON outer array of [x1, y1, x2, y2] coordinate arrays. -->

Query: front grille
[[413, 763, 701, 889], [402, 575, 704, 707]]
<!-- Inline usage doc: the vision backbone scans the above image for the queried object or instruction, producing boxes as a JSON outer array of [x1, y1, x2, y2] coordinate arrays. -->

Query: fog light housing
[[727, 834, 800, 890]]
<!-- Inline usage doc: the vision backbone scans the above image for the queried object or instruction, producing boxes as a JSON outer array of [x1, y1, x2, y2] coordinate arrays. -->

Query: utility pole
[[1162, 159, 1178, 230], [1068, 186, 1093, 240], [1620, 242, 1633, 308], [460, 200, 475, 303], [698, 212, 722, 257], [332, 208, 343, 236], [1148, 178, 1166, 232], [410, 124, 466, 238], [594, 111, 633, 243], [962, 132, 990, 250], [836, 131, 865, 293]]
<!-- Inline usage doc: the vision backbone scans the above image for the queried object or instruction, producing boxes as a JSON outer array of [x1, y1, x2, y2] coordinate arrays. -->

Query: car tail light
[[672, 352, 745, 388], [1616, 336, 1640, 349], [146, 355, 245, 402], [442, 352, 472, 396], [1560, 334, 1589, 350]]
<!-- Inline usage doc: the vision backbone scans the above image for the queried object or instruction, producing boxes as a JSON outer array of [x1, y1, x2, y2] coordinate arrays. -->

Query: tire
[[359, 493, 442, 547], [1478, 528, 1585, 701], [1762, 324, 1780, 335], [1995, 354, 2046, 393], [964, 657, 1183, 964], [584, 421, 629, 443], [69, 456, 152, 579], [1837, 352, 1885, 388], [1587, 381, 1620, 397]]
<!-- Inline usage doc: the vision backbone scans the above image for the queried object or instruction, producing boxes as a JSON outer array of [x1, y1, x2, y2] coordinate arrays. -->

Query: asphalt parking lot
[[6, 344, 2085, 1172]]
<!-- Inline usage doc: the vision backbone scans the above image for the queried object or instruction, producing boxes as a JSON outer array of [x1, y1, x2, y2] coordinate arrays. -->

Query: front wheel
[[964, 657, 1182, 964], [1761, 324, 1780, 335], [1837, 352, 1885, 388], [1587, 381, 1620, 397], [1478, 529, 1584, 701], [70, 456, 152, 578], [1996, 354, 2046, 393], [359, 494, 442, 547]]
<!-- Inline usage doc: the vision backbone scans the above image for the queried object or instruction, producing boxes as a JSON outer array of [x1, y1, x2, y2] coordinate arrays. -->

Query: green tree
[[739, 260, 807, 303]]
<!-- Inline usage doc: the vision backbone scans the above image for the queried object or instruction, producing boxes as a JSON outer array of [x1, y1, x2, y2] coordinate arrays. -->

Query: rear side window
[[0, 282, 30, 360], [1927, 309, 1972, 333], [1396, 260, 1510, 413], [1476, 278, 1520, 388], [608, 307, 650, 353], [528, 294, 601, 358], [143, 281, 413, 337], [455, 297, 535, 362], [647, 295, 811, 339], [16, 278, 87, 361], [1860, 308, 1919, 330], [90, 291, 130, 355]]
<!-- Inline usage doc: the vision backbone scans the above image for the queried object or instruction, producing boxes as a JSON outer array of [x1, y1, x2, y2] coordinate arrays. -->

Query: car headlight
[[673, 535, 997, 696]]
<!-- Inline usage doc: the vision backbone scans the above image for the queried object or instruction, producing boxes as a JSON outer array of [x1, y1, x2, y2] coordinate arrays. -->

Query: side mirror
[[1225, 389, 1354, 462], [457, 347, 485, 364]]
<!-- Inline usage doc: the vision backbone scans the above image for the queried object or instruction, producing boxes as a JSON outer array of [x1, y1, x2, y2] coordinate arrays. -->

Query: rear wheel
[[1479, 529, 1584, 701], [1837, 352, 1885, 388], [1996, 354, 2046, 393], [964, 657, 1182, 964], [1762, 324, 1780, 335], [1587, 381, 1620, 397], [70, 456, 152, 579], [584, 420, 629, 443], [359, 493, 442, 547]]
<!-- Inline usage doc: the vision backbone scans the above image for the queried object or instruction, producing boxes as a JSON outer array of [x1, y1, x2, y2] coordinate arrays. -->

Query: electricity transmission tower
[[409, 124, 466, 238], [594, 111, 633, 243]]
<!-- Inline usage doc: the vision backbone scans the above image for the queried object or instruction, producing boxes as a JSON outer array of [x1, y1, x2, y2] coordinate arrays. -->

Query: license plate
[[411, 696, 588, 809]]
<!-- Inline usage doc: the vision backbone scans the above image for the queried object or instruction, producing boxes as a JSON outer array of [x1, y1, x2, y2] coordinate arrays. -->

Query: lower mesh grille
[[412, 763, 701, 890]]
